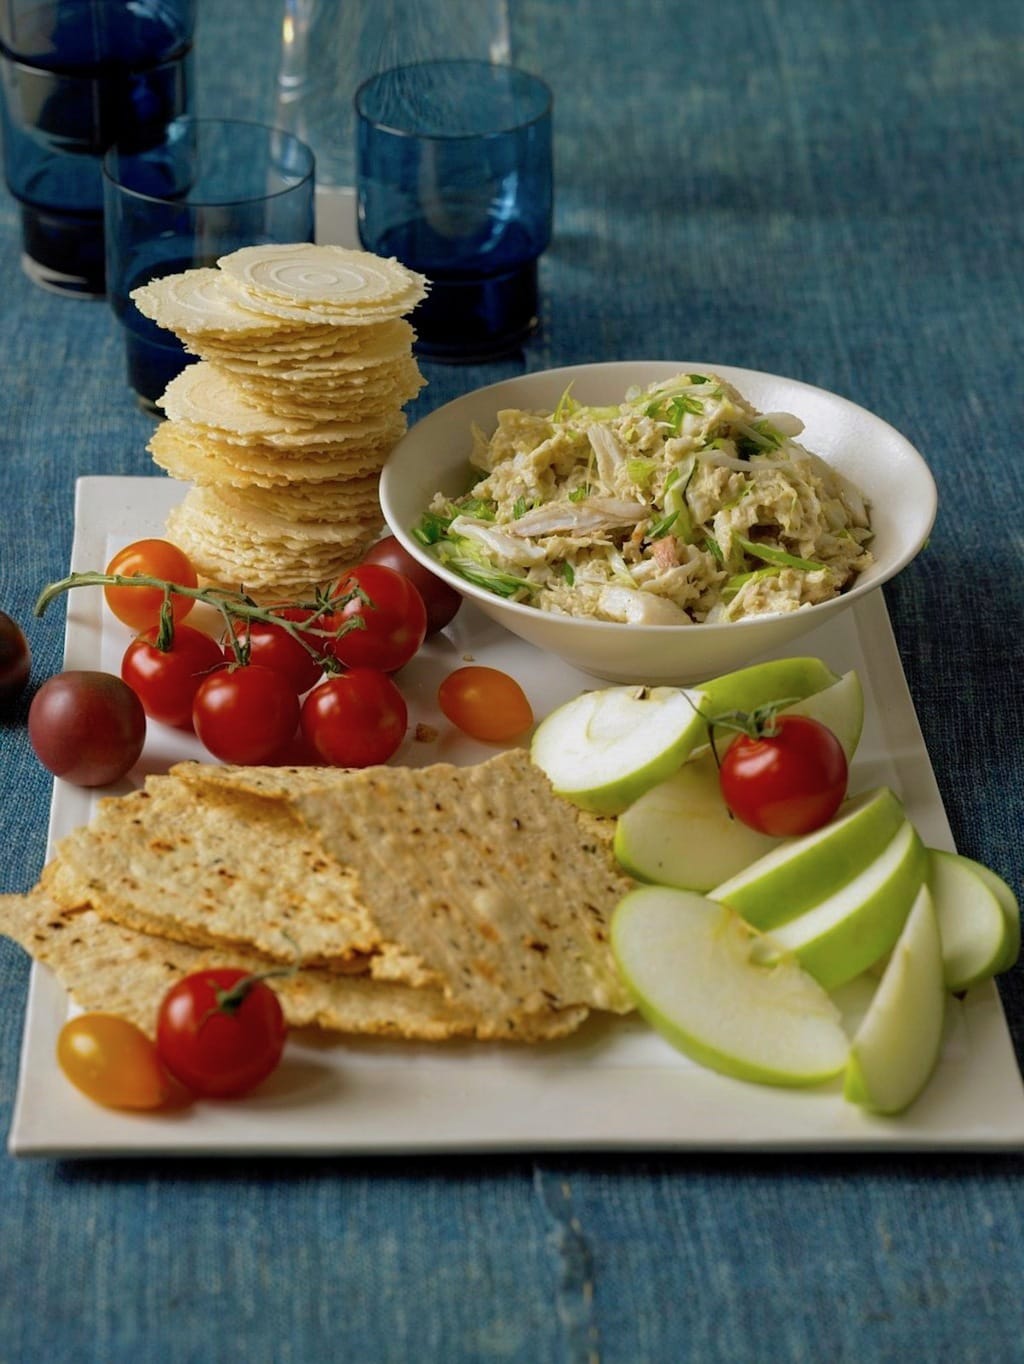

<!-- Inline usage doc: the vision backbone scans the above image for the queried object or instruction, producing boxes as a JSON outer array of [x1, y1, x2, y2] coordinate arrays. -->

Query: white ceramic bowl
[[380, 361, 937, 684]]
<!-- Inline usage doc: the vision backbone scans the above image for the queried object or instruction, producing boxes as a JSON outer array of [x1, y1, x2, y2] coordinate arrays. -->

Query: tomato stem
[[34, 569, 368, 671]]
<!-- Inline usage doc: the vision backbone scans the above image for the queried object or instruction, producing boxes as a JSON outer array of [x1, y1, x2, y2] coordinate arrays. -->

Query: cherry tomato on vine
[[361, 536, 462, 637], [121, 623, 224, 729], [57, 1013, 171, 1110], [192, 665, 299, 764], [156, 968, 287, 1098], [223, 618, 324, 695], [326, 563, 427, 672], [300, 669, 407, 767], [0, 610, 31, 707], [718, 713, 848, 836], [438, 666, 534, 743], [104, 539, 197, 631], [29, 670, 146, 786]]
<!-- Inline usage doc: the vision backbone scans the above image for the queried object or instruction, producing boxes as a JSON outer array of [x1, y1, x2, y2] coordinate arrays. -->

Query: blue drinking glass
[[0, 0, 195, 296], [103, 116, 316, 411], [356, 60, 553, 362]]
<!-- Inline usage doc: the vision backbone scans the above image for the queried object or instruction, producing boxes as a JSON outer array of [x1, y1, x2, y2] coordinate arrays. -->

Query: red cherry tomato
[[300, 669, 407, 767], [29, 670, 146, 786], [156, 968, 287, 1098], [104, 539, 197, 631], [361, 536, 462, 637], [437, 666, 533, 742], [0, 610, 31, 707], [121, 623, 224, 728], [719, 714, 849, 836], [192, 665, 300, 764], [223, 618, 324, 695], [327, 564, 427, 672], [57, 1013, 170, 1110]]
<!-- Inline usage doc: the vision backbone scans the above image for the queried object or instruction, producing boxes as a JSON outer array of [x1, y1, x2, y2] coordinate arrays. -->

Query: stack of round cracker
[[132, 243, 428, 598]]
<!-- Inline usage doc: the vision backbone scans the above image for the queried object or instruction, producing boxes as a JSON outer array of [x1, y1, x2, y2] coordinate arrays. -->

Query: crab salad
[[414, 372, 874, 625]]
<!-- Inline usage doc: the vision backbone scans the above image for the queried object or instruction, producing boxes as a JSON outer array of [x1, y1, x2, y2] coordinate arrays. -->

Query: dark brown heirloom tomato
[[361, 535, 462, 636], [29, 670, 146, 786], [0, 610, 31, 707]]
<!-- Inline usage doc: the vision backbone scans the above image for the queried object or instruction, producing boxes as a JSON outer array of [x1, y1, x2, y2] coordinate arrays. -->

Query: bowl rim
[[380, 360, 938, 636]]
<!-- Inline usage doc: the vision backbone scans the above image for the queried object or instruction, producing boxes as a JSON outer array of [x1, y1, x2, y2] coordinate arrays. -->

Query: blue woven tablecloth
[[2, 1, 1022, 1360]]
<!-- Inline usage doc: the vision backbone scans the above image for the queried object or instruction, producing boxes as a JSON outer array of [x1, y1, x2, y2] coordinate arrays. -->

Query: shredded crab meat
[[419, 372, 873, 624]]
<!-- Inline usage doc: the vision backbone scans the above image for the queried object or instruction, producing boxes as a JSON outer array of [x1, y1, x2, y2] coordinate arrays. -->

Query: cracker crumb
[[414, 723, 439, 743]]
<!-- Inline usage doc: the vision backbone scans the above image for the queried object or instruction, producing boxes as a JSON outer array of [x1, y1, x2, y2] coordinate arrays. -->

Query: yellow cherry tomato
[[438, 666, 533, 742], [57, 1013, 171, 1110], [104, 538, 197, 631]]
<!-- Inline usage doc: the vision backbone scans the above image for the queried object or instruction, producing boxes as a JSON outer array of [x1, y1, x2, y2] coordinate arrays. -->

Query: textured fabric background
[[1, 1, 1023, 1360]]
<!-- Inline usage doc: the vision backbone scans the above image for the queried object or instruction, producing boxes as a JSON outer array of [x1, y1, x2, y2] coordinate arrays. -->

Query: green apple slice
[[611, 885, 849, 1087], [844, 884, 946, 1115], [927, 848, 1014, 992], [780, 670, 864, 764], [698, 656, 840, 718], [710, 787, 908, 929], [953, 856, 1021, 975], [613, 749, 781, 891], [530, 685, 708, 814], [755, 819, 927, 990]]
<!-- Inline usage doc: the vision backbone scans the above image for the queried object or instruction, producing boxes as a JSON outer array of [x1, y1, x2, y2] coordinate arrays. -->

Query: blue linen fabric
[[1, 0, 1023, 1360]]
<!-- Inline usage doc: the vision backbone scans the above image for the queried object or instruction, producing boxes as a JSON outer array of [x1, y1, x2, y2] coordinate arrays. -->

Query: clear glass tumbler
[[102, 117, 316, 411], [0, 0, 195, 296], [356, 60, 553, 363]]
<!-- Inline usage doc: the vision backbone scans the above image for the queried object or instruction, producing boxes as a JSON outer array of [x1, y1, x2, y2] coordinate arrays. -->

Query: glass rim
[[0, 38, 192, 75], [354, 59, 553, 141], [101, 116, 316, 208]]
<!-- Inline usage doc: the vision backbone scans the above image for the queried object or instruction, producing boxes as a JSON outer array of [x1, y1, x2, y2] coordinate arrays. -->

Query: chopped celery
[[626, 457, 658, 487]]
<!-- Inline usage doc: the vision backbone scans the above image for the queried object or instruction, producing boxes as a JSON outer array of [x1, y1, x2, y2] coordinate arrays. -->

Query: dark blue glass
[[0, 0, 195, 295], [103, 117, 316, 410], [356, 60, 553, 362]]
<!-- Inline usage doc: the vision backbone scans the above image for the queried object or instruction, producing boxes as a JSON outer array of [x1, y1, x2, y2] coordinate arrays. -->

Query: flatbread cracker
[[0, 889, 585, 1041], [180, 751, 635, 1021]]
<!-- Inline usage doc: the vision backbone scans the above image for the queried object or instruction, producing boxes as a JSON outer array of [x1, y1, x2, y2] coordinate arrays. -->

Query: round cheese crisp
[[218, 243, 427, 317], [131, 268, 335, 339]]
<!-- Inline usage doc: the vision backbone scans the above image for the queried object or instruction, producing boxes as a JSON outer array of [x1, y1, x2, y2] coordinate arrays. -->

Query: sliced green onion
[[733, 534, 824, 572], [647, 511, 679, 541]]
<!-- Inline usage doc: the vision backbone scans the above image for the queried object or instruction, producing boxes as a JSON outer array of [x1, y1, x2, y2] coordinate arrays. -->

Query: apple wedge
[[611, 885, 849, 1087], [530, 684, 708, 814], [613, 749, 781, 891], [710, 787, 908, 929], [953, 856, 1021, 976], [927, 849, 1017, 992], [780, 670, 864, 765], [844, 884, 946, 1115], [698, 656, 840, 718], [746, 819, 926, 989]]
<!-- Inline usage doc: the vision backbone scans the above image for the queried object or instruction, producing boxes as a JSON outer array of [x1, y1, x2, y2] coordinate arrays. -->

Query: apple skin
[[530, 685, 708, 814], [698, 656, 839, 719], [927, 849, 1015, 992], [611, 886, 849, 1087], [710, 787, 908, 929], [948, 855, 1021, 977], [613, 749, 782, 891], [780, 670, 863, 764], [762, 819, 927, 990], [844, 884, 946, 1115]]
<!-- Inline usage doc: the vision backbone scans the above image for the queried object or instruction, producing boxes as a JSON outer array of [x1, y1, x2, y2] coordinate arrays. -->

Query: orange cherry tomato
[[437, 666, 533, 743], [104, 539, 198, 631], [57, 1013, 171, 1110]]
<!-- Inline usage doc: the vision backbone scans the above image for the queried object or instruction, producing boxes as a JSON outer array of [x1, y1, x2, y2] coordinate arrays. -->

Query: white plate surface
[[9, 476, 1024, 1157]]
